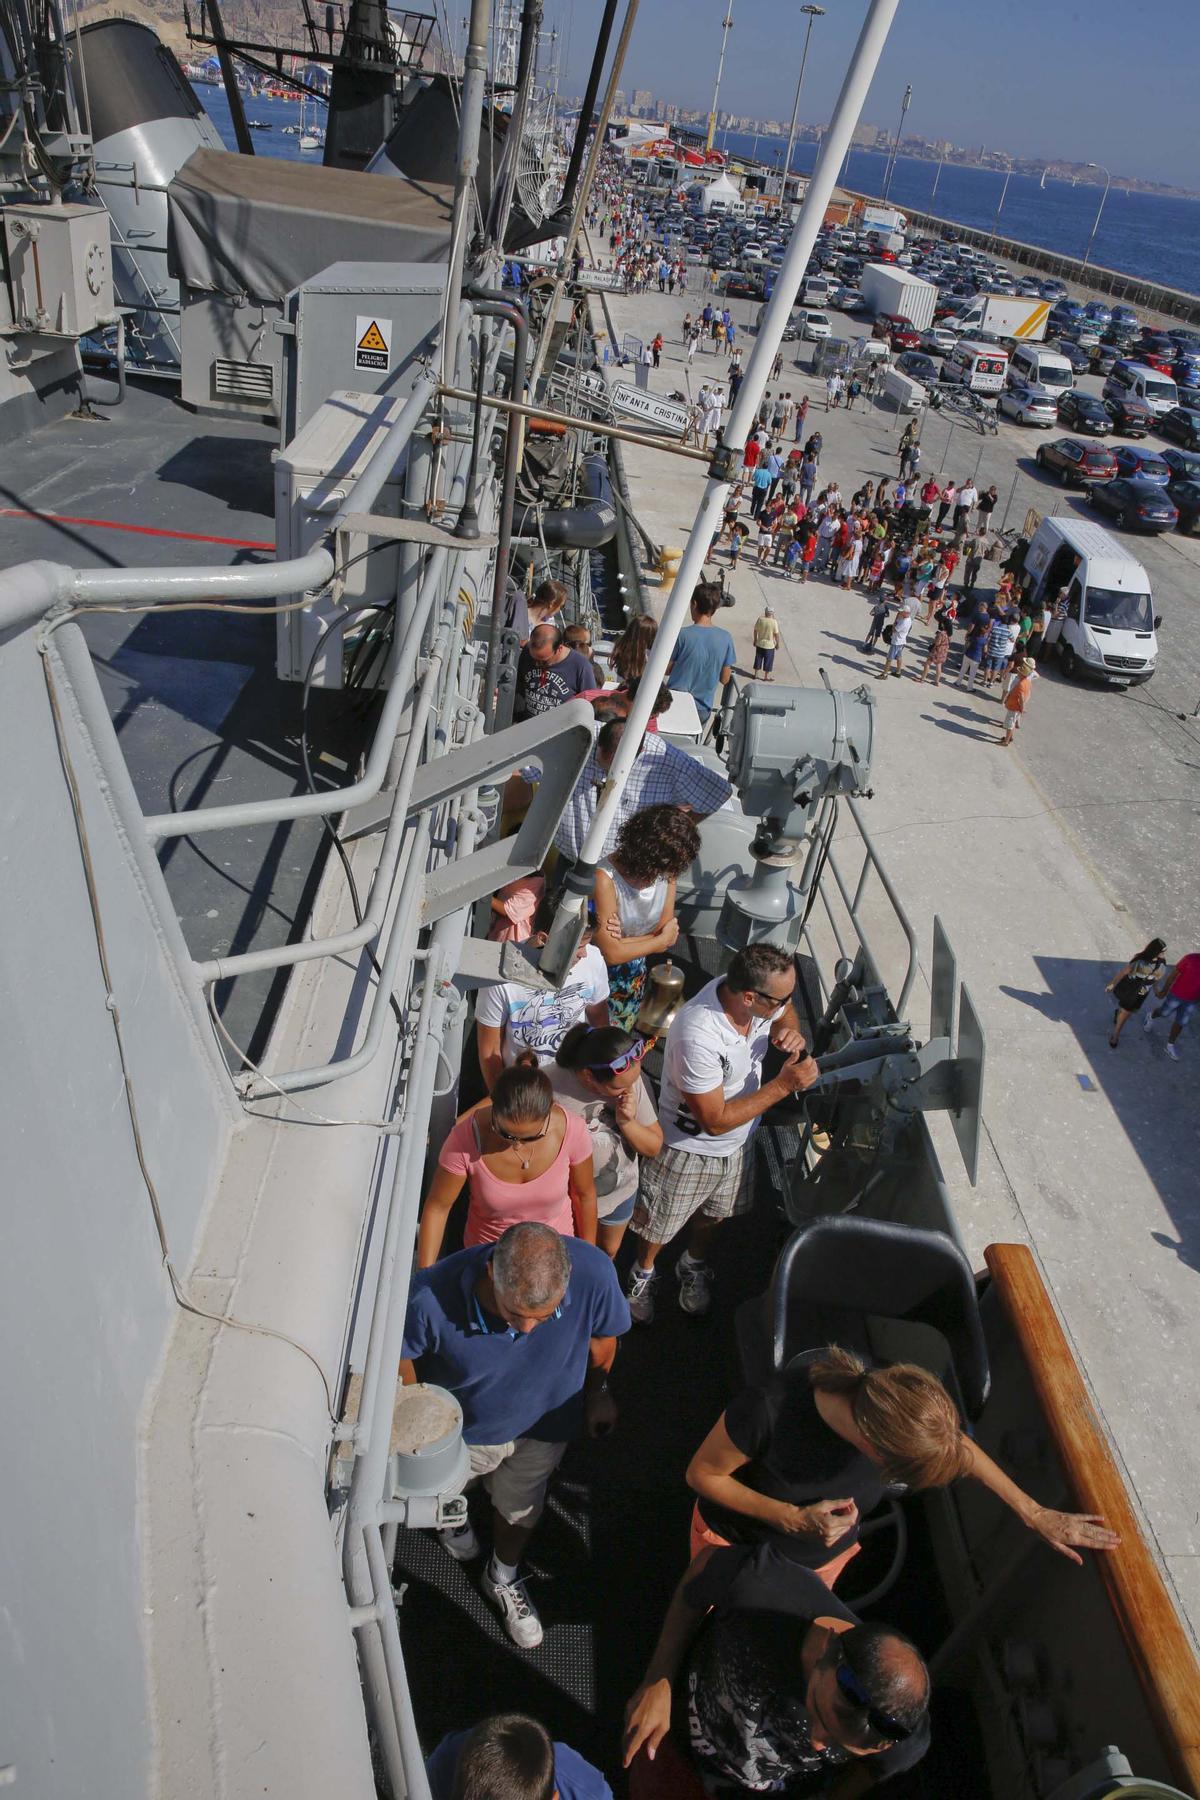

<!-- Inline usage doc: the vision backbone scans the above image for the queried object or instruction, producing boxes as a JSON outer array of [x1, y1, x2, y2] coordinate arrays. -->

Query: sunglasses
[[751, 984, 796, 1007], [586, 1039, 647, 1078], [834, 1652, 912, 1743], [492, 1116, 551, 1146]]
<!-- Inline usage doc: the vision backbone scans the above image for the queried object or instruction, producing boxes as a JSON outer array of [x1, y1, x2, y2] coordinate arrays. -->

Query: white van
[[1008, 344, 1074, 395], [1021, 515, 1160, 686], [943, 339, 1008, 394], [802, 274, 832, 305], [1102, 360, 1178, 418]]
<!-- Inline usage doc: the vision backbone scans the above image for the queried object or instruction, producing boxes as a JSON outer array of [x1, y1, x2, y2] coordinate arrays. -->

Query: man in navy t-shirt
[[401, 1222, 630, 1649], [514, 624, 594, 722], [427, 1715, 612, 1800], [666, 584, 736, 723]]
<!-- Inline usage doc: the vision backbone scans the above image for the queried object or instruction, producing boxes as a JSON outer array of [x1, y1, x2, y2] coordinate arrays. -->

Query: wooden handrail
[[985, 1243, 1200, 1798]]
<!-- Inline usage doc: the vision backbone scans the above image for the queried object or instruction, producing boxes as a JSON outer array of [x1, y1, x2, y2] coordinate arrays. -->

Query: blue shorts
[[602, 1188, 638, 1226], [1160, 997, 1197, 1028], [986, 650, 1010, 674]]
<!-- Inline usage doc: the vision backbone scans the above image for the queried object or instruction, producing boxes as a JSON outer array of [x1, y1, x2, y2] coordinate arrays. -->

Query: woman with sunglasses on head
[[553, 1024, 663, 1259], [685, 1345, 1118, 1582], [594, 806, 701, 1031], [417, 1054, 596, 1269]]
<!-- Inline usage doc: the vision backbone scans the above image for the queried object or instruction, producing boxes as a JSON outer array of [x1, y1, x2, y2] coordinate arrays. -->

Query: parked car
[[1167, 478, 1200, 533], [724, 271, 762, 298], [1170, 358, 1200, 391], [1051, 338, 1092, 373], [1035, 437, 1118, 486], [1110, 305, 1139, 329], [997, 381, 1059, 427], [1159, 406, 1200, 450], [1090, 345, 1119, 376], [1040, 278, 1069, 299], [1168, 328, 1200, 354], [1133, 333, 1176, 374], [1161, 447, 1200, 483], [1112, 446, 1171, 485], [872, 312, 921, 350], [1103, 396, 1153, 438], [800, 309, 832, 341], [1049, 299, 1084, 329], [1082, 301, 1112, 325], [1177, 384, 1200, 412], [1088, 476, 1179, 532], [833, 287, 867, 313], [896, 350, 942, 387], [1057, 391, 1113, 435], [920, 325, 958, 355]]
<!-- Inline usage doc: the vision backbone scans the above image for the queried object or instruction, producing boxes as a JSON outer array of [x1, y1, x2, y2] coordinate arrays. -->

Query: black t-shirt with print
[[695, 1369, 888, 1567], [514, 647, 593, 720], [678, 1546, 930, 1795]]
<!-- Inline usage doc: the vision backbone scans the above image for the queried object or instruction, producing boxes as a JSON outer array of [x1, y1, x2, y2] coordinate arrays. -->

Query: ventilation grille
[[213, 358, 273, 402]]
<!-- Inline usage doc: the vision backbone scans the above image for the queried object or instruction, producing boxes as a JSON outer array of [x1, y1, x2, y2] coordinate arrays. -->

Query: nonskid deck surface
[[2, 378, 375, 1054]]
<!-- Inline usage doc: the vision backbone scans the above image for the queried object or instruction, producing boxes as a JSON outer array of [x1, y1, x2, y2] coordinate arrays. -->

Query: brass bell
[[636, 959, 686, 1037]]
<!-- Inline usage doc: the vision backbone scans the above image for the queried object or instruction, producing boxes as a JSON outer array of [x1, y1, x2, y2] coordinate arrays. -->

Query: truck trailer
[[951, 292, 1050, 342], [861, 263, 938, 334]]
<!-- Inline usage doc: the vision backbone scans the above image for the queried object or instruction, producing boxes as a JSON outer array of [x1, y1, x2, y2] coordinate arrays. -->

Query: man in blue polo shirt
[[401, 1221, 630, 1648], [427, 1714, 612, 1800]]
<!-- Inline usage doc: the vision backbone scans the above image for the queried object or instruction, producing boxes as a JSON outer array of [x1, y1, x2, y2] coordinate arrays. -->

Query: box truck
[[949, 293, 1050, 342], [861, 264, 937, 334]]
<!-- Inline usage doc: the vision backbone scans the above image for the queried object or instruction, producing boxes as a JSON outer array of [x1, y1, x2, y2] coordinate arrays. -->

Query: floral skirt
[[608, 957, 648, 1031]]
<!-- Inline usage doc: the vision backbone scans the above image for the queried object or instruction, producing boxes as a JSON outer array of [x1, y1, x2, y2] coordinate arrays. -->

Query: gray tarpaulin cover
[[168, 148, 452, 302]]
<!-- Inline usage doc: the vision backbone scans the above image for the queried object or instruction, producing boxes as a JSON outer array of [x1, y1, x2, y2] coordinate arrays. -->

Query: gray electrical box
[[2, 203, 114, 337], [282, 261, 450, 440]]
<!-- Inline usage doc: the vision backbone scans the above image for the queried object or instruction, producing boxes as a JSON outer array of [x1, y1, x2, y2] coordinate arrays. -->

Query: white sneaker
[[439, 1519, 481, 1562], [1166, 1042, 1181, 1061], [626, 1266, 658, 1324], [481, 1565, 543, 1649], [677, 1256, 713, 1316]]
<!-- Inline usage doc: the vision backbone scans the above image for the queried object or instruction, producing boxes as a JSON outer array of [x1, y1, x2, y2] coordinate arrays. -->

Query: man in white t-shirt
[[626, 945, 817, 1322], [475, 914, 611, 1088]]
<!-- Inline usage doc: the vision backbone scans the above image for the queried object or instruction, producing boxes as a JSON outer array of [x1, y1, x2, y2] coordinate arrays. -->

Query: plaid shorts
[[632, 1140, 756, 1244]]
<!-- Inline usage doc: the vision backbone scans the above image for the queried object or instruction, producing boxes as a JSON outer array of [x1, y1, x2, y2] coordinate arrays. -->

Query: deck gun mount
[[718, 679, 875, 950]]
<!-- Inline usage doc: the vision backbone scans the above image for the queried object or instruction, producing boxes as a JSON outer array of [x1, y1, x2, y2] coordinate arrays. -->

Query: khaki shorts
[[465, 1435, 567, 1526]]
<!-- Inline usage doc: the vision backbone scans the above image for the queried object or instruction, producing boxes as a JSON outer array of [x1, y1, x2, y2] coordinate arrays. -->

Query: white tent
[[693, 171, 742, 214]]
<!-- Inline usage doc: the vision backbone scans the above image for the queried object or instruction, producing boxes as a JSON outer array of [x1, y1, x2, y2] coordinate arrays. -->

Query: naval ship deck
[[1, 376, 375, 1055]]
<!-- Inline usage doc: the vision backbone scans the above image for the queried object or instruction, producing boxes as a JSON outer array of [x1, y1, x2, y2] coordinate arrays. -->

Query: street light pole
[[705, 0, 735, 155], [1081, 160, 1111, 271], [881, 81, 911, 202], [779, 4, 825, 210]]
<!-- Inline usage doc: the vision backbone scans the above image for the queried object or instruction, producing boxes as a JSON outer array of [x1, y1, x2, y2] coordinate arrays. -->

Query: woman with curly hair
[[608, 613, 658, 686], [685, 1344, 1119, 1582], [593, 805, 701, 1030]]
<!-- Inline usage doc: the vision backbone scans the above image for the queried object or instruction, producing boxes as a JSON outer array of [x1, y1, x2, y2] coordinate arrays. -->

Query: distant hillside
[[77, 0, 326, 63]]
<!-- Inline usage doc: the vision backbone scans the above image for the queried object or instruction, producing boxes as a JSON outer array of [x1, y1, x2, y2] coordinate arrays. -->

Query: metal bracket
[[340, 511, 498, 550], [452, 936, 554, 992]]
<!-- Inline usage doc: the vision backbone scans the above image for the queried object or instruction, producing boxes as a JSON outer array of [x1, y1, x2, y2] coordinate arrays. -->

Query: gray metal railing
[[796, 793, 919, 1021]]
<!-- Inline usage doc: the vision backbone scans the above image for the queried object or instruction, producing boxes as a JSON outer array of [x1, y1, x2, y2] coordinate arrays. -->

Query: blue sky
[[547, 0, 1198, 186]]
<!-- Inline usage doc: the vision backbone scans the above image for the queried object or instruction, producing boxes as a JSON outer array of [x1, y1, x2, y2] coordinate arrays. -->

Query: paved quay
[[593, 274, 1200, 1646]]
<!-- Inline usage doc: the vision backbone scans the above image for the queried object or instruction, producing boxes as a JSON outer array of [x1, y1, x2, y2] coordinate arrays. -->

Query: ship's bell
[[635, 958, 685, 1036]]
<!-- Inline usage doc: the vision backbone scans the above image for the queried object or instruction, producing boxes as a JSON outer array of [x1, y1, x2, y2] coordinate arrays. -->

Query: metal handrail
[[798, 794, 919, 1020]]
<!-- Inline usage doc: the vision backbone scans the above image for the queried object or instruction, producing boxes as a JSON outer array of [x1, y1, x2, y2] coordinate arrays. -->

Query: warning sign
[[355, 315, 392, 373]]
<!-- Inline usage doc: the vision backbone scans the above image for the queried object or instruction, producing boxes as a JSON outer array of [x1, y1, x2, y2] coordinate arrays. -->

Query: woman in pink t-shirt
[[417, 1054, 596, 1267]]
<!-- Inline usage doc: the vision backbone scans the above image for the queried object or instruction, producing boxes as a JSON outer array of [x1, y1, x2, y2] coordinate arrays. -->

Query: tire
[[1059, 465, 1070, 486], [1116, 511, 1127, 529], [1060, 643, 1078, 679], [1036, 447, 1047, 470]]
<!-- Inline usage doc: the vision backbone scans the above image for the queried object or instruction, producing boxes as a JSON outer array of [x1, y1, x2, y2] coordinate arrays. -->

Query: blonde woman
[[685, 1345, 1119, 1582]]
